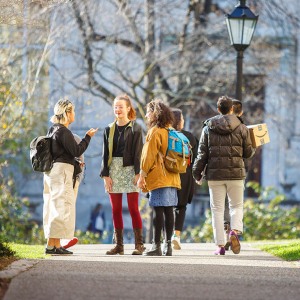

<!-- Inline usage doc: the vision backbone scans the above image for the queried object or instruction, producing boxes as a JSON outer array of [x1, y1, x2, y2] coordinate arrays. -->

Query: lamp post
[[225, 0, 258, 101]]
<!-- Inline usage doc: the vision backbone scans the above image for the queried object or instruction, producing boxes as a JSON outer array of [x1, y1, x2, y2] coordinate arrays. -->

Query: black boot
[[143, 242, 162, 256], [163, 240, 172, 256]]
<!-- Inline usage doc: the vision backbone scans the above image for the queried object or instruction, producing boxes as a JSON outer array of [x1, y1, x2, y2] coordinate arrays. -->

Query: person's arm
[[139, 128, 162, 177], [133, 123, 143, 175], [59, 127, 92, 158], [100, 128, 110, 177], [192, 127, 208, 182], [137, 128, 161, 189], [242, 126, 256, 159], [191, 134, 199, 165]]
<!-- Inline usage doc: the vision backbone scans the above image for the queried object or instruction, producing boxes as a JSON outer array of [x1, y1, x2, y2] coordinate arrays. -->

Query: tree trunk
[[145, 0, 155, 102]]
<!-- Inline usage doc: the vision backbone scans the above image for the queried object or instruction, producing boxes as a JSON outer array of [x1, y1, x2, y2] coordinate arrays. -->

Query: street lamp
[[225, 0, 258, 101]]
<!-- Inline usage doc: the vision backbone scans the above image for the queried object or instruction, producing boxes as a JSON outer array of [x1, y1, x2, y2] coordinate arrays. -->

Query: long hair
[[171, 108, 183, 131], [146, 99, 174, 128], [114, 94, 136, 121], [50, 98, 74, 124]]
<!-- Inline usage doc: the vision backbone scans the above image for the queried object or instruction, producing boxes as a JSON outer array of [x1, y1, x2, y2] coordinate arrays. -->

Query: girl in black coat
[[171, 108, 198, 250]]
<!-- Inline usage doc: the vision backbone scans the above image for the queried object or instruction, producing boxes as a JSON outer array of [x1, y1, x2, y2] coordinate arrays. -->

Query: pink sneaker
[[62, 237, 78, 249], [214, 247, 225, 255]]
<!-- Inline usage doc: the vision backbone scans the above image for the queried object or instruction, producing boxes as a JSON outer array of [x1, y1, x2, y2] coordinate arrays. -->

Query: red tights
[[109, 192, 142, 229]]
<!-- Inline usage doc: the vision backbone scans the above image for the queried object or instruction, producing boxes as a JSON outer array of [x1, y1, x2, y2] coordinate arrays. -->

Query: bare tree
[[50, 0, 299, 126], [47, 1, 231, 118]]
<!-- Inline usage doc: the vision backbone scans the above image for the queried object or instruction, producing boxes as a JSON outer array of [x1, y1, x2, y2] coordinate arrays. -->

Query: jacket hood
[[204, 114, 241, 135]]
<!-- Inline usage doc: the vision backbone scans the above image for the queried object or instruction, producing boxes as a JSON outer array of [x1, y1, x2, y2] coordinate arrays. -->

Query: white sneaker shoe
[[171, 235, 181, 250]]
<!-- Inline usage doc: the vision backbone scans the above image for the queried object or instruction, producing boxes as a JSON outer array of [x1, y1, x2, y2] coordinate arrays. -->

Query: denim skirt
[[149, 187, 178, 207]]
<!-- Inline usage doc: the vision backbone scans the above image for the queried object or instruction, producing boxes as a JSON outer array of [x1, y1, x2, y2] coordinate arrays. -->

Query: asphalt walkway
[[1, 243, 300, 300]]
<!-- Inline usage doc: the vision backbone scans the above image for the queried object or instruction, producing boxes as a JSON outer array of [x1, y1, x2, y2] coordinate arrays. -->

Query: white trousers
[[43, 162, 75, 239], [208, 180, 244, 246]]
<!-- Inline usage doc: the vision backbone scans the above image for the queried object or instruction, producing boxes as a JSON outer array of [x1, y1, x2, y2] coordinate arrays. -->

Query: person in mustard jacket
[[137, 99, 181, 256]]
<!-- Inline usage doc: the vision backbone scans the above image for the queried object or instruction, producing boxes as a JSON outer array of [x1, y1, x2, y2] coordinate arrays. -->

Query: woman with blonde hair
[[100, 94, 145, 255], [137, 99, 180, 256], [44, 98, 98, 255]]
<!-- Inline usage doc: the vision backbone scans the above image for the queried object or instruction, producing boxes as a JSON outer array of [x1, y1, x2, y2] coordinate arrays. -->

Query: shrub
[[0, 242, 15, 257], [0, 175, 33, 244]]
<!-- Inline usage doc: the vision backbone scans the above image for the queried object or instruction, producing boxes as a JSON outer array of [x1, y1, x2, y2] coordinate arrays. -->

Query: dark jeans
[[174, 205, 187, 232]]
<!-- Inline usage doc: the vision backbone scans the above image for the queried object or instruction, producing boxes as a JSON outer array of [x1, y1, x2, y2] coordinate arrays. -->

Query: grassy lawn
[[253, 239, 300, 261], [9, 244, 45, 260], [0, 244, 45, 271]]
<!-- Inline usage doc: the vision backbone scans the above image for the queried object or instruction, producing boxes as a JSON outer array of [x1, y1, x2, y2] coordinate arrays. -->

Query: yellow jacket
[[140, 126, 181, 192]]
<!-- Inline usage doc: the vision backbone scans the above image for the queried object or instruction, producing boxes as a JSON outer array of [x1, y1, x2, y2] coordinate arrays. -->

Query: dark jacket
[[193, 114, 255, 181], [48, 124, 91, 166], [100, 121, 143, 177], [177, 130, 199, 206]]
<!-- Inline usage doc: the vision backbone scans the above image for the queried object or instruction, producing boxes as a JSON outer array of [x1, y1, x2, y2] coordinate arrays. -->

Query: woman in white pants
[[43, 98, 98, 255]]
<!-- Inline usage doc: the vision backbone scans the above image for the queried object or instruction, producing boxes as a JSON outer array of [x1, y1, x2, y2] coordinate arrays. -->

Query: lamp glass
[[242, 19, 257, 45], [226, 17, 257, 46]]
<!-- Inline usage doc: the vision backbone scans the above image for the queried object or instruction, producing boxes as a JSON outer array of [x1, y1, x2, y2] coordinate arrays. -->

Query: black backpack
[[30, 131, 56, 172]]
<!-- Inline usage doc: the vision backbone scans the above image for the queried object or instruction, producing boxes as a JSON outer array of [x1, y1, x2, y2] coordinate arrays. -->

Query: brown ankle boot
[[132, 228, 146, 255], [106, 229, 124, 255]]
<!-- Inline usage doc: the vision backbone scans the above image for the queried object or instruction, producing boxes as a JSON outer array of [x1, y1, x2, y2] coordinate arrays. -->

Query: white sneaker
[[171, 235, 181, 250]]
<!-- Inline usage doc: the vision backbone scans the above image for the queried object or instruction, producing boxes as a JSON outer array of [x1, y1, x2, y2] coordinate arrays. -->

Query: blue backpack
[[164, 128, 191, 173]]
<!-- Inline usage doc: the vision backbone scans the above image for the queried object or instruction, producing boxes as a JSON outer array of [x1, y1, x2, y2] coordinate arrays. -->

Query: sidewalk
[[2, 242, 300, 300]]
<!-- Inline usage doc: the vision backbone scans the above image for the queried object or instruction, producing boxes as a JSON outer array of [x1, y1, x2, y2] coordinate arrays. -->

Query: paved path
[[2, 243, 300, 300]]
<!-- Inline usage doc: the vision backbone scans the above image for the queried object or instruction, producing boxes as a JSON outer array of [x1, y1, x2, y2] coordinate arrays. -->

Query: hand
[[86, 128, 98, 137], [103, 176, 113, 193], [195, 177, 203, 185], [133, 174, 140, 185], [137, 176, 146, 189]]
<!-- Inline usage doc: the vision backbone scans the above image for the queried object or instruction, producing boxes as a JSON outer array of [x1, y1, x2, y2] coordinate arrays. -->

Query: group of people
[[42, 94, 255, 256]]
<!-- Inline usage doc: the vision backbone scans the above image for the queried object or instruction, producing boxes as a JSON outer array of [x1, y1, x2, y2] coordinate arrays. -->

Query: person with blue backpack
[[137, 99, 181, 256]]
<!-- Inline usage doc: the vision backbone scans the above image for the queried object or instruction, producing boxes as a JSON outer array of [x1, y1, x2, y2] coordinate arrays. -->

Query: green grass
[[255, 240, 300, 261], [9, 244, 45, 259]]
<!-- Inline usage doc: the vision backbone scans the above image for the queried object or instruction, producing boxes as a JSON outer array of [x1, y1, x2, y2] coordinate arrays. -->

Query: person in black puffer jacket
[[193, 95, 255, 256]]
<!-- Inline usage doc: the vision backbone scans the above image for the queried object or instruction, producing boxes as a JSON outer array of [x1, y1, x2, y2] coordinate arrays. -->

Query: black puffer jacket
[[193, 114, 255, 181]]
